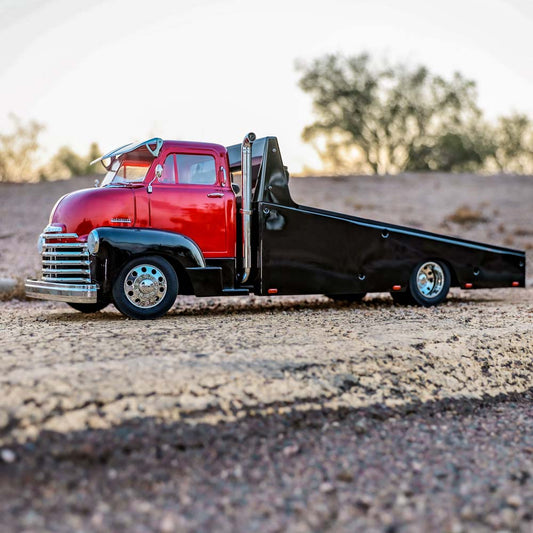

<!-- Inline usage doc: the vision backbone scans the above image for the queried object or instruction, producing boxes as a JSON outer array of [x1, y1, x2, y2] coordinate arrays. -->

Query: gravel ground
[[0, 172, 532, 531], [1, 387, 533, 532], [0, 288, 532, 532]]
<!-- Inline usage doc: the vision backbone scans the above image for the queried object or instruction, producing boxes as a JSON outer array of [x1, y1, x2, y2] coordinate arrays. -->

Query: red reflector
[[464, 283, 473, 289], [268, 288, 278, 294], [512, 281, 519, 287], [392, 285, 401, 291]]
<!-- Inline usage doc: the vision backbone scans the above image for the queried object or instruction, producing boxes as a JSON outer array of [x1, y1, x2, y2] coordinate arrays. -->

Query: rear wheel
[[327, 293, 367, 303], [67, 301, 109, 313], [409, 260, 451, 307], [112, 256, 178, 319]]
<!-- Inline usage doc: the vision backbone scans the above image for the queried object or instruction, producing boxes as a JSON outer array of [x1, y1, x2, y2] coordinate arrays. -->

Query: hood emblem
[[111, 217, 132, 224]]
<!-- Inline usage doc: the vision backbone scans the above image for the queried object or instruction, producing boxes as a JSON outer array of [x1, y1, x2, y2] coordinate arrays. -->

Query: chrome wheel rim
[[123, 264, 167, 309], [416, 262, 445, 298]]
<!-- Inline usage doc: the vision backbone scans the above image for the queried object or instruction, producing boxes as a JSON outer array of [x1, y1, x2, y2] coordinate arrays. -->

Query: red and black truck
[[26, 133, 526, 319]]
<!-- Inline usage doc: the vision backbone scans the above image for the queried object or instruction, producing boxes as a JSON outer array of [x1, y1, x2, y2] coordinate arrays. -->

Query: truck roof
[[161, 139, 228, 156], [91, 138, 228, 169]]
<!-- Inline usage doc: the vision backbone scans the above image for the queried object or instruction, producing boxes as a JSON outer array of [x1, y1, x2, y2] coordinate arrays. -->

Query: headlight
[[37, 235, 45, 254], [87, 230, 100, 254]]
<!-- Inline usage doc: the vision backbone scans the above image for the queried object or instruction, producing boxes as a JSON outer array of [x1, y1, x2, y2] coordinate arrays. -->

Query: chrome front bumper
[[25, 279, 98, 303]]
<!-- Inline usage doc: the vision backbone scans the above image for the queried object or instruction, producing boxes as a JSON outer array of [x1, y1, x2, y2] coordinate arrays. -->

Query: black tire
[[408, 260, 451, 307], [112, 256, 178, 319], [67, 301, 109, 313], [326, 293, 367, 303], [390, 291, 416, 306]]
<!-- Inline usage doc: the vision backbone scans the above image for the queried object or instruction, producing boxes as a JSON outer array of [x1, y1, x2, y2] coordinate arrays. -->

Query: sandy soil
[[0, 172, 532, 531]]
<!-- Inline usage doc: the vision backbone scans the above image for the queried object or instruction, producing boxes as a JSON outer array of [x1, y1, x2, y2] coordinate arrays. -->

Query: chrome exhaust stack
[[241, 132, 256, 283]]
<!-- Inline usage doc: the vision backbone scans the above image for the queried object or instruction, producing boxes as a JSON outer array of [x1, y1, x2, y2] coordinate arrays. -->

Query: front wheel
[[408, 260, 451, 307], [112, 256, 178, 319]]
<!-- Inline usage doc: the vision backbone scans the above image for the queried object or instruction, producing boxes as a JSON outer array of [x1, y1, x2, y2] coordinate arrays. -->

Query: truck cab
[[26, 133, 525, 319]]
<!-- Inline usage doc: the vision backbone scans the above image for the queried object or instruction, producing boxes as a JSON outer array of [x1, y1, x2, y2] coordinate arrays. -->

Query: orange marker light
[[464, 283, 473, 289], [512, 281, 520, 287], [268, 288, 278, 294], [392, 285, 401, 291]]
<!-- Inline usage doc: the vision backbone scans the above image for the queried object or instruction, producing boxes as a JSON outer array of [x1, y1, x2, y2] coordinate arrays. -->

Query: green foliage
[[49, 146, 87, 177], [491, 113, 533, 173], [43, 142, 102, 180], [297, 53, 533, 174], [0, 114, 45, 182], [0, 114, 102, 182]]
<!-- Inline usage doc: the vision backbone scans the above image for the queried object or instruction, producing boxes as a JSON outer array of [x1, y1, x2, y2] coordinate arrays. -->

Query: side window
[[159, 154, 176, 184], [177, 154, 216, 185]]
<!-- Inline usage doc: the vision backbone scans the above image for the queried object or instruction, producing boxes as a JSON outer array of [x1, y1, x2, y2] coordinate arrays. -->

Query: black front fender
[[91, 227, 205, 295]]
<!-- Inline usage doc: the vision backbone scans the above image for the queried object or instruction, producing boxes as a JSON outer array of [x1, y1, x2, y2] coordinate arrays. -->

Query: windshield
[[101, 159, 151, 187]]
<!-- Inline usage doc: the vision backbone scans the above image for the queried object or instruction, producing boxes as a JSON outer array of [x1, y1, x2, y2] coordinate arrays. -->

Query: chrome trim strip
[[42, 268, 90, 275], [241, 132, 256, 283], [42, 251, 86, 257], [42, 242, 86, 248], [25, 279, 98, 303], [42, 277, 94, 283], [42, 259, 91, 266], [41, 232, 79, 239]]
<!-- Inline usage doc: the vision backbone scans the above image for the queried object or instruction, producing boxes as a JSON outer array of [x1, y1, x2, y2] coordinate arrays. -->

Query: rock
[[336, 470, 354, 482], [319, 482, 336, 494], [160, 513, 175, 533], [282, 444, 300, 457], [506, 494, 523, 508], [334, 373, 359, 392], [1, 448, 16, 463]]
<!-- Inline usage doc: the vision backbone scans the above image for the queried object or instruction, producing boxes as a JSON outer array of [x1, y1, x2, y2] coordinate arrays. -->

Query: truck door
[[148, 152, 235, 258]]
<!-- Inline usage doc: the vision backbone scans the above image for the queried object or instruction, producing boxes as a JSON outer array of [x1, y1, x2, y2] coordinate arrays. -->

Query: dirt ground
[[0, 172, 532, 532]]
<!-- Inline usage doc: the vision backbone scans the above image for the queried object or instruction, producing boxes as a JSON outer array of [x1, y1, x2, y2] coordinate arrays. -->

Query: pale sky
[[1, 0, 532, 173]]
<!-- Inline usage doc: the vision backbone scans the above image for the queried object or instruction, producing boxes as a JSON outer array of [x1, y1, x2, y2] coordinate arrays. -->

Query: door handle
[[207, 192, 224, 198]]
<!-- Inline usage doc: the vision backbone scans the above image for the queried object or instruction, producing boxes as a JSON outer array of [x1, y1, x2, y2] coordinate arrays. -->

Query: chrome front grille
[[40, 228, 91, 284]]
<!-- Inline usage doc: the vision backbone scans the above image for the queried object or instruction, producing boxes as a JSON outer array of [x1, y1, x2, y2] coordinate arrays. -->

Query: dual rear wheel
[[391, 260, 451, 307]]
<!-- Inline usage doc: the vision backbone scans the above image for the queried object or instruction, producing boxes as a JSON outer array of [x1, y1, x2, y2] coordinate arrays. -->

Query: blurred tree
[[49, 146, 87, 177], [0, 114, 45, 182], [40, 142, 103, 180], [0, 114, 103, 182], [408, 126, 495, 172], [491, 113, 533, 174], [297, 54, 491, 174]]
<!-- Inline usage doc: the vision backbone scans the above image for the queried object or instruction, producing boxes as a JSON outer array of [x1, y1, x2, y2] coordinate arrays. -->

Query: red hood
[[50, 187, 136, 237]]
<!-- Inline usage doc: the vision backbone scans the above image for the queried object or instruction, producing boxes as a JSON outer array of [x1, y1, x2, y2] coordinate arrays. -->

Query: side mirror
[[147, 164, 163, 194], [219, 165, 227, 186], [231, 183, 240, 195]]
